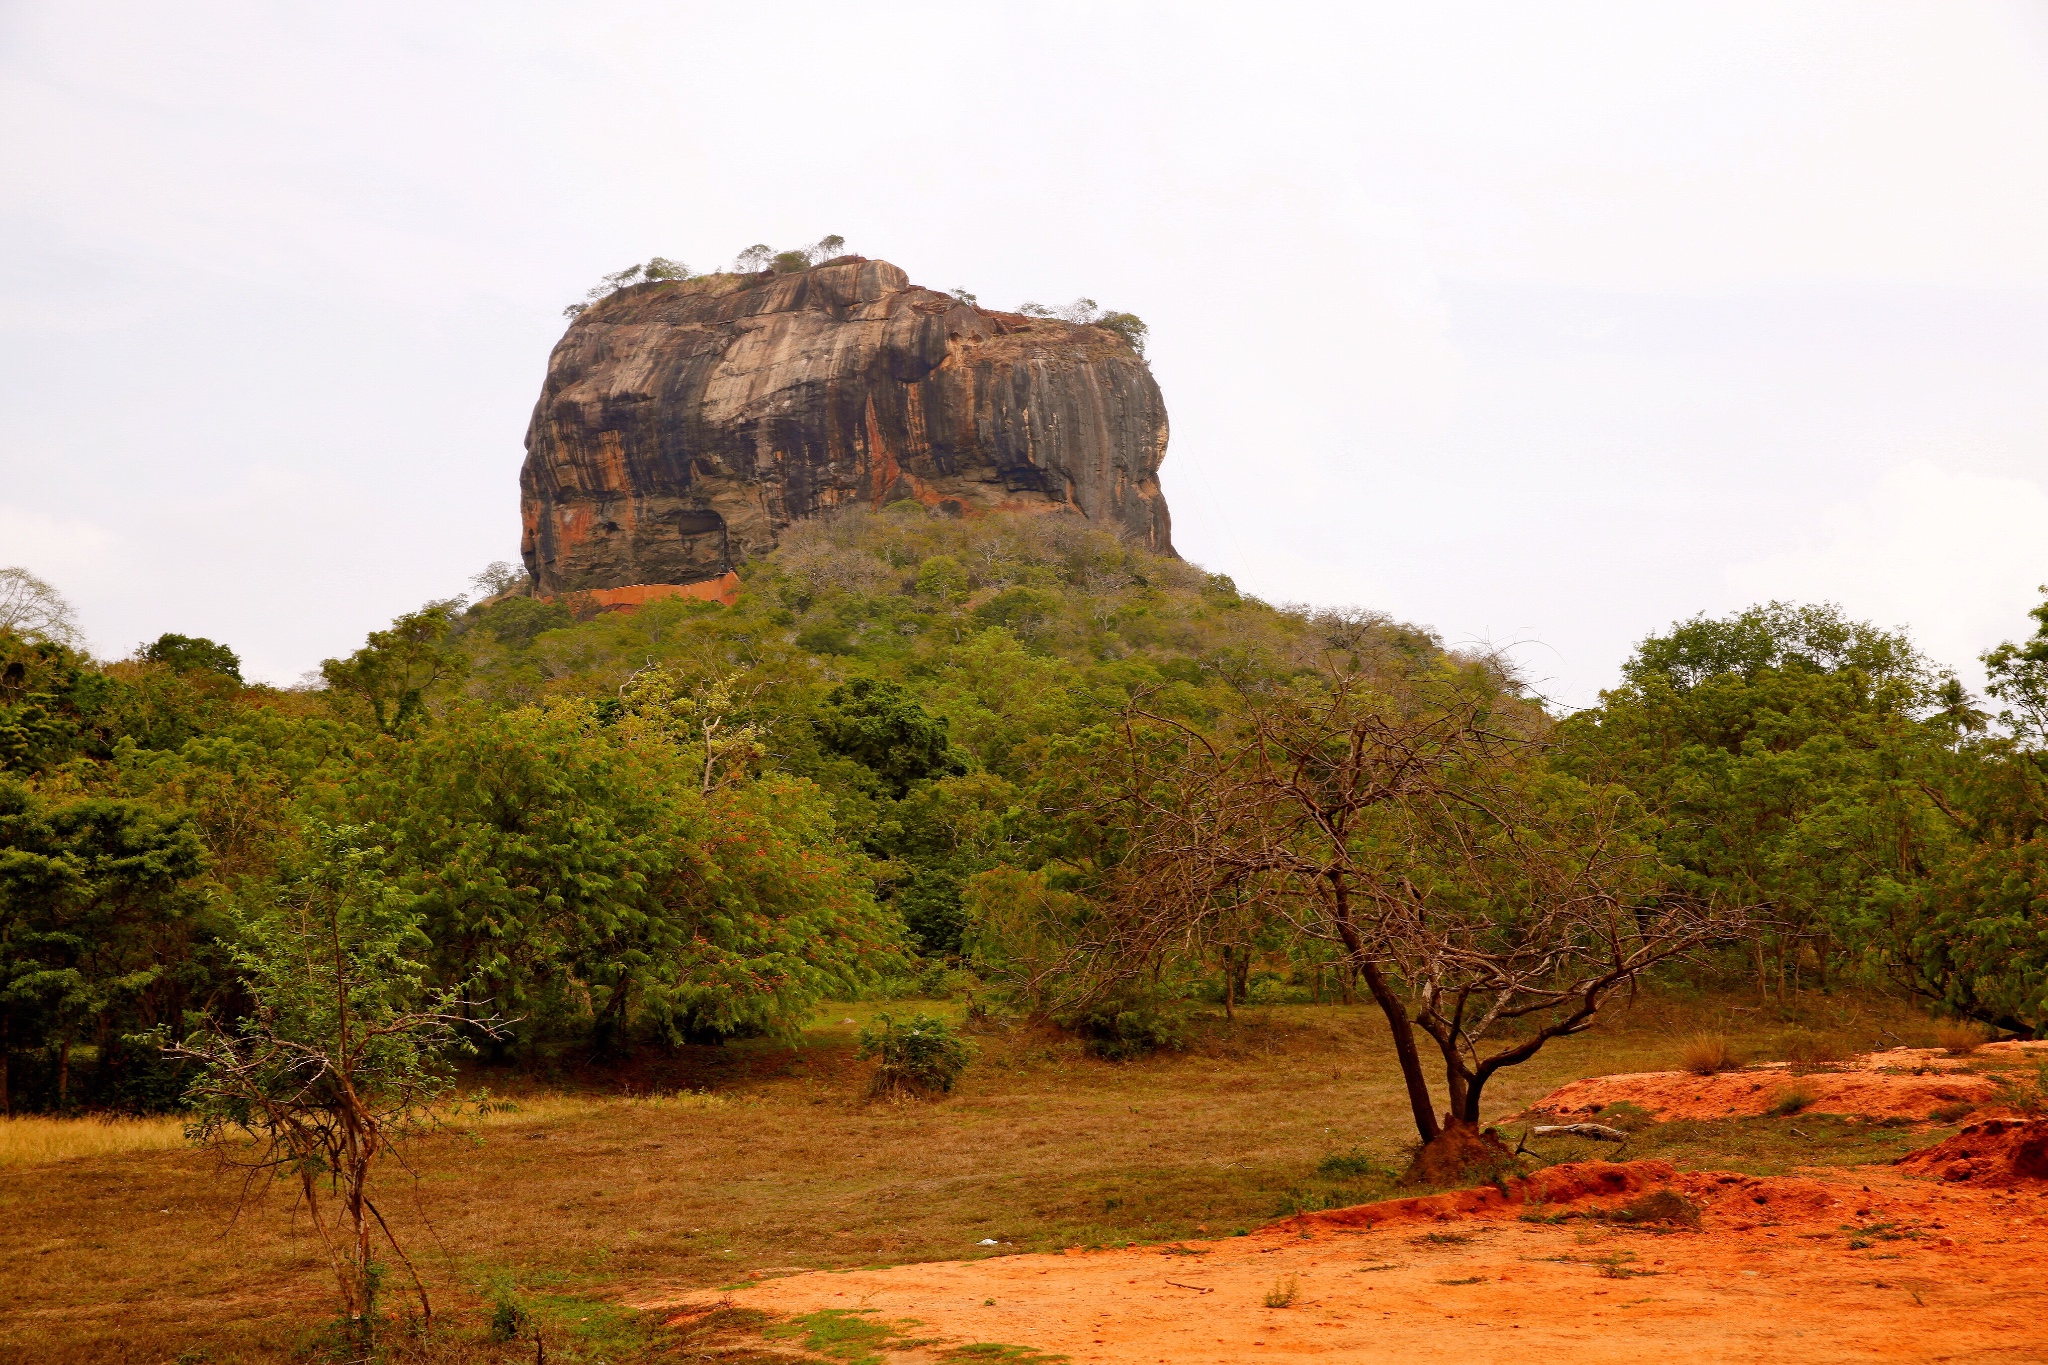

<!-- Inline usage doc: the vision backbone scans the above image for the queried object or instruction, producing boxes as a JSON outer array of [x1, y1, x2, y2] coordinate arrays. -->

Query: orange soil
[[1896, 1119, 2048, 1189], [1532, 1051, 2000, 1122], [548, 573, 742, 611], [646, 1159, 2048, 1364]]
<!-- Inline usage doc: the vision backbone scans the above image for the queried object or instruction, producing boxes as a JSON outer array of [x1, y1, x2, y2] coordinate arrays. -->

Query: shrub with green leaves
[[1060, 991, 1190, 1061], [857, 1012, 975, 1097]]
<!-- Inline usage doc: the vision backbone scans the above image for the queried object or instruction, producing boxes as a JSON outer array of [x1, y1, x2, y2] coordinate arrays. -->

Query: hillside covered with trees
[[4, 506, 2046, 1125]]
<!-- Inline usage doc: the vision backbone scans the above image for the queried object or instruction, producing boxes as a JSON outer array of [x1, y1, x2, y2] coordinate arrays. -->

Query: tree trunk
[[1353, 957, 1440, 1144], [1327, 877, 1439, 1144], [1, 1009, 9, 1117], [56, 1038, 70, 1109]]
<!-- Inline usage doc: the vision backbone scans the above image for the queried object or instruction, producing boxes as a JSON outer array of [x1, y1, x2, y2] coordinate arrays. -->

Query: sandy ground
[[646, 1158, 2048, 1363]]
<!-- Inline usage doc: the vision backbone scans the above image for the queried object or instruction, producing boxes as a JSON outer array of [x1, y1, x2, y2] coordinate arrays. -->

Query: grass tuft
[[1315, 1147, 1382, 1179], [1262, 1274, 1298, 1308], [1678, 1034, 1742, 1075], [1765, 1083, 1818, 1117], [1933, 1020, 1987, 1056]]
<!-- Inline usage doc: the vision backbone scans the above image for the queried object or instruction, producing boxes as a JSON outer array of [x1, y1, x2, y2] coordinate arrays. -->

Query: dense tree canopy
[[4, 509, 2046, 1115]]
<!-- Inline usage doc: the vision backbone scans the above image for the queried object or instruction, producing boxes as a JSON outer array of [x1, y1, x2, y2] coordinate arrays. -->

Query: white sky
[[3, 2, 2045, 703]]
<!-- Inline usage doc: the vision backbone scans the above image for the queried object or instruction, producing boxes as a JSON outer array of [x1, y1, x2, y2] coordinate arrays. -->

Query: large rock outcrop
[[520, 257, 1171, 594]]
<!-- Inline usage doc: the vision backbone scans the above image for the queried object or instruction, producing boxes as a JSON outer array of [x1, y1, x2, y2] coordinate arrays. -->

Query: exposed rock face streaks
[[520, 257, 1172, 594]]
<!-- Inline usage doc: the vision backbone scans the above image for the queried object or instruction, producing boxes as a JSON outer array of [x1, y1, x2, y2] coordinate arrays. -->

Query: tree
[[813, 677, 967, 797], [318, 602, 467, 734], [562, 259, 691, 317], [1094, 311, 1148, 357], [0, 777, 208, 1113], [1983, 586, 2048, 745], [139, 633, 243, 684], [734, 243, 774, 273], [616, 665, 765, 792], [1096, 666, 1740, 1176], [1622, 600, 1930, 694], [467, 561, 528, 600], [1557, 603, 1955, 998], [341, 699, 896, 1053], [0, 567, 82, 646], [168, 826, 484, 1352]]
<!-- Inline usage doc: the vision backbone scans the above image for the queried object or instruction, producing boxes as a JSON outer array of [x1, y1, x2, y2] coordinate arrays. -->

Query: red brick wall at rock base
[[544, 572, 741, 613]]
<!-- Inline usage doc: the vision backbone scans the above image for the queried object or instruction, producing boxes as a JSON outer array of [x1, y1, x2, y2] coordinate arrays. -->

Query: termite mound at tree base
[[1403, 1114, 1517, 1186]]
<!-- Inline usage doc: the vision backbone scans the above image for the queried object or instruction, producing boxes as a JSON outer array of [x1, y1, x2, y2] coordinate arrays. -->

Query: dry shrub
[[1781, 1030, 1852, 1066], [1934, 1019, 1988, 1056], [1679, 1034, 1742, 1076]]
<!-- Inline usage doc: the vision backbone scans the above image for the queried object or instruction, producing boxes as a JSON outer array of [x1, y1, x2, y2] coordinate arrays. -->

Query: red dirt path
[[644, 1158, 2048, 1363]]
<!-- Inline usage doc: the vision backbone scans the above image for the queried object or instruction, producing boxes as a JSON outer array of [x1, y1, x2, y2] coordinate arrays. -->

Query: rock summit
[[520, 257, 1172, 595]]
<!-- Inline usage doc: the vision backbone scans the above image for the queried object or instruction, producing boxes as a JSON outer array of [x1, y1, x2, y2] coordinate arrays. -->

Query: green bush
[[857, 1012, 976, 1097], [1061, 992, 1190, 1060]]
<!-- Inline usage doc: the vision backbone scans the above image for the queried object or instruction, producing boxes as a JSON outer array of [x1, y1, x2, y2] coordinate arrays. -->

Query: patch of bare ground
[[649, 1159, 2048, 1364]]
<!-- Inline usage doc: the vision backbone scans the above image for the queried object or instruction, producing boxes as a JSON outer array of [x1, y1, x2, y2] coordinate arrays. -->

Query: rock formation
[[520, 257, 1171, 594]]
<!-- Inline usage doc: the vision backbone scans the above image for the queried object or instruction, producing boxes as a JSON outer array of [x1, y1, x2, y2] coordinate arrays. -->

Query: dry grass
[[0, 988, 1965, 1364], [1779, 1028, 1854, 1066], [1934, 1019, 1988, 1055], [1677, 1033, 1742, 1075], [0, 1092, 725, 1172], [0, 1112, 189, 1167]]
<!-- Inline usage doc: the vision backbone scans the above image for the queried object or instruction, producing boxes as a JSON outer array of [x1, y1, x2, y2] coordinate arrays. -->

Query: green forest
[[5, 504, 2046, 1125]]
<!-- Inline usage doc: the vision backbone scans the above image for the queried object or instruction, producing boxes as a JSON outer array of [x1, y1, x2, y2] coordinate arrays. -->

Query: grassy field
[[0, 988, 1993, 1364]]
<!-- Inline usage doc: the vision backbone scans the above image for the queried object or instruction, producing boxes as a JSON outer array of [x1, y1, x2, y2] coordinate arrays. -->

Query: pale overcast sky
[[3, 2, 2045, 702]]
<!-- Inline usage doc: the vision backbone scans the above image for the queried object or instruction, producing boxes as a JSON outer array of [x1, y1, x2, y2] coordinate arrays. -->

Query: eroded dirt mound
[[1533, 1064, 1993, 1122], [1280, 1159, 1680, 1233], [1895, 1118, 2048, 1187]]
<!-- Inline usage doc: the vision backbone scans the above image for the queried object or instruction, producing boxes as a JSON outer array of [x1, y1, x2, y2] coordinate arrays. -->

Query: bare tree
[[1097, 665, 1743, 1177], [467, 560, 528, 600], [0, 566, 82, 646]]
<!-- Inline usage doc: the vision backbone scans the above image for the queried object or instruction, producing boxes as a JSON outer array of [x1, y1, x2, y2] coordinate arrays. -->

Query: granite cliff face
[[520, 258, 1171, 594]]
